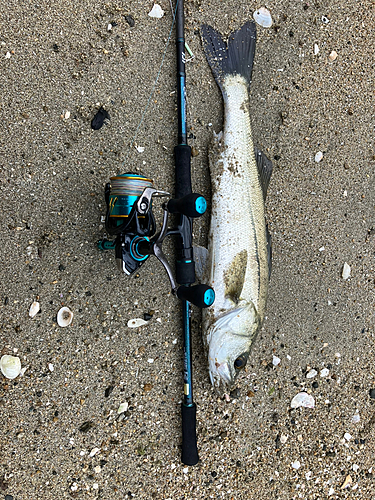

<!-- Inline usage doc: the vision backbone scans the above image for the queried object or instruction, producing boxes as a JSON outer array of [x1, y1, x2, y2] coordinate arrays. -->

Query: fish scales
[[201, 21, 273, 390]]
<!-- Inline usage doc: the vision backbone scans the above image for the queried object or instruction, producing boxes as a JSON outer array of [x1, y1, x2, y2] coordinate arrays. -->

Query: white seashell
[[320, 367, 329, 377], [29, 301, 40, 318], [148, 4, 164, 18], [64, 110, 70, 120], [291, 392, 315, 409], [253, 7, 272, 28], [117, 402, 129, 414], [315, 151, 323, 163], [0, 355, 22, 379], [127, 318, 148, 328], [57, 306, 73, 327], [136, 145, 145, 153], [352, 413, 360, 424], [314, 44, 319, 55], [342, 262, 351, 280], [328, 50, 337, 61], [272, 355, 281, 366]]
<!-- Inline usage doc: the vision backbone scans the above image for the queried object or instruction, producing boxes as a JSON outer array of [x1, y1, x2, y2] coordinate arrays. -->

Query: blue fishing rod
[[98, 0, 214, 466]]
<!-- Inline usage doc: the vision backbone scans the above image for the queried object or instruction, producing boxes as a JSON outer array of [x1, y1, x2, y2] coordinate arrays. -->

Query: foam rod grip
[[174, 145, 192, 198], [181, 403, 199, 466]]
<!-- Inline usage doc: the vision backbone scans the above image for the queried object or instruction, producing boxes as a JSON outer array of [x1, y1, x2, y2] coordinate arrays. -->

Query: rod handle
[[174, 145, 192, 198], [181, 403, 199, 466], [167, 193, 207, 218], [177, 284, 215, 309]]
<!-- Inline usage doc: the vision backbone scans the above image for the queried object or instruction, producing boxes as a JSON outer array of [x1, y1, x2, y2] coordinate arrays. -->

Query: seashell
[[342, 262, 351, 280], [57, 306, 73, 327], [253, 7, 272, 28], [148, 4, 164, 18], [313, 43, 319, 55], [127, 318, 148, 328], [117, 402, 129, 414], [291, 392, 315, 409], [0, 355, 22, 379], [29, 301, 40, 318], [328, 50, 338, 61], [314, 151, 323, 163]]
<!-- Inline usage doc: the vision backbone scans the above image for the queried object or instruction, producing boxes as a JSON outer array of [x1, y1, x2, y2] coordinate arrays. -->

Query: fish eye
[[234, 355, 247, 370]]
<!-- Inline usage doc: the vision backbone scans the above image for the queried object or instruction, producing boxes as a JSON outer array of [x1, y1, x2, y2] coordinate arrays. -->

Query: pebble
[[291, 392, 315, 409], [313, 43, 319, 55], [292, 460, 301, 470], [306, 369, 318, 379], [91, 107, 110, 130], [5, 51, 11, 58], [272, 355, 281, 366], [48, 363, 54, 372], [315, 151, 323, 163], [64, 110, 70, 120], [89, 447, 100, 457], [125, 15, 135, 27], [320, 368, 330, 377], [352, 413, 360, 424], [118, 402, 129, 414], [342, 262, 351, 280], [369, 388, 375, 399], [280, 434, 288, 444], [136, 146, 145, 153], [93, 465, 101, 473], [344, 432, 352, 441]]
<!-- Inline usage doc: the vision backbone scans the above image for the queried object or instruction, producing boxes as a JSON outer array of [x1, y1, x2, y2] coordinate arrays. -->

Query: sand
[[1, 0, 375, 498]]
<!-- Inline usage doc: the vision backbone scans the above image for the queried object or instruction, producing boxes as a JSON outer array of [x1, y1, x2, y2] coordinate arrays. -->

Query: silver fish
[[200, 21, 273, 391]]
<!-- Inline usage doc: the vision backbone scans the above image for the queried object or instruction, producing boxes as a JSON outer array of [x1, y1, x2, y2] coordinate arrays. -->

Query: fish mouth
[[209, 361, 235, 392]]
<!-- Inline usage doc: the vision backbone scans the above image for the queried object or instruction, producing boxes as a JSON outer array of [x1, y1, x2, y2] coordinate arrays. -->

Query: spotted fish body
[[201, 22, 273, 390]]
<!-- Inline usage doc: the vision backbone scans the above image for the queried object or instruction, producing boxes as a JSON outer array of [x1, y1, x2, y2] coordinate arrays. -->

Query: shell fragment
[[29, 301, 40, 318], [291, 392, 315, 409], [57, 306, 73, 327], [253, 7, 272, 28], [127, 318, 148, 328]]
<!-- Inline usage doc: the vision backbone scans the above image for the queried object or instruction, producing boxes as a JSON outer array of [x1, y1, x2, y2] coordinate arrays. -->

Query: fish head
[[206, 302, 260, 391]]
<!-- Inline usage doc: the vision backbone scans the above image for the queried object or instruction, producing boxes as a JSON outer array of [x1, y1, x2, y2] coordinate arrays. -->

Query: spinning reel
[[98, 172, 214, 309]]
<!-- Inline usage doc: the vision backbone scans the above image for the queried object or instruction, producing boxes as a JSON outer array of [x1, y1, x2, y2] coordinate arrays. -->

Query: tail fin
[[200, 21, 256, 94]]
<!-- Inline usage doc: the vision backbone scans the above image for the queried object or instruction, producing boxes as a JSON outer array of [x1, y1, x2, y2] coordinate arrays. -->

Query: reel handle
[[166, 193, 207, 218], [176, 284, 215, 309]]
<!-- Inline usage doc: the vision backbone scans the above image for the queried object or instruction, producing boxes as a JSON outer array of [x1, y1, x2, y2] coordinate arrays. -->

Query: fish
[[199, 21, 273, 391]]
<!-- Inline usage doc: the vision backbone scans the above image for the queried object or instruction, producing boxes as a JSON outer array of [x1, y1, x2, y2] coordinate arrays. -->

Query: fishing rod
[[98, 0, 214, 466]]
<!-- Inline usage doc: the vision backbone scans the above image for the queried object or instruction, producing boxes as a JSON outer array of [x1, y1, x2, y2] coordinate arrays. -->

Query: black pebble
[[91, 107, 110, 130], [105, 385, 114, 397], [369, 389, 375, 399], [143, 312, 153, 321], [125, 15, 135, 27], [58, 264, 65, 271], [79, 421, 94, 433], [229, 388, 240, 399], [52, 43, 59, 53], [211, 471, 217, 477], [36, 391, 42, 397], [5, 496, 14, 500], [312, 381, 319, 388]]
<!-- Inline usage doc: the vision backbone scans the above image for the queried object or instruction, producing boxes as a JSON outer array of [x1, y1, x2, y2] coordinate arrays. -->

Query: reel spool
[[98, 171, 215, 309]]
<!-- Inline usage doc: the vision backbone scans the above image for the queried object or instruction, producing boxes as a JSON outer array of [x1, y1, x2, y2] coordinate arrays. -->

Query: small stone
[[48, 363, 54, 372], [29, 301, 40, 318], [369, 388, 375, 399], [229, 388, 240, 399], [320, 368, 330, 377], [118, 402, 129, 414], [93, 465, 101, 473], [89, 447, 100, 457], [143, 383, 153, 392], [5, 52, 11, 59], [64, 110, 70, 120], [247, 390, 255, 398], [136, 146, 145, 153], [292, 460, 301, 470], [313, 43, 319, 55], [344, 432, 352, 441], [306, 369, 317, 379], [191, 146, 199, 157], [147, 358, 154, 364], [125, 15, 135, 27], [91, 107, 110, 130], [352, 413, 360, 424], [280, 434, 288, 444], [272, 355, 281, 366]]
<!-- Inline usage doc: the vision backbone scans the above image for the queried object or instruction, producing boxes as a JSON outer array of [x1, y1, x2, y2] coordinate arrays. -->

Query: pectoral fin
[[254, 147, 273, 200]]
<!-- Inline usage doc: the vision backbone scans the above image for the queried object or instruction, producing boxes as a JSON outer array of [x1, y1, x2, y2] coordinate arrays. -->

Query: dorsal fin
[[254, 147, 273, 200]]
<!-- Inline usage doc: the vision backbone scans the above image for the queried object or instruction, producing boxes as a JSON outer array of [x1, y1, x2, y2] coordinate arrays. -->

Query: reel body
[[98, 171, 214, 309]]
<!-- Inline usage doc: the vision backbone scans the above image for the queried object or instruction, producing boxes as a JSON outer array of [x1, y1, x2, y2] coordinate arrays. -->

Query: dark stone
[[105, 385, 114, 398], [59, 264, 65, 271], [125, 15, 135, 27], [211, 471, 217, 477], [369, 389, 375, 399], [52, 43, 59, 52], [79, 421, 94, 433], [91, 107, 110, 130], [229, 388, 240, 399], [312, 381, 319, 389], [36, 391, 42, 397], [143, 312, 153, 321]]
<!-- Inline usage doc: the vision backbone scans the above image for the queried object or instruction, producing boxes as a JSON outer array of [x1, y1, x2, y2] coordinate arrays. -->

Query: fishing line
[[121, 0, 180, 169]]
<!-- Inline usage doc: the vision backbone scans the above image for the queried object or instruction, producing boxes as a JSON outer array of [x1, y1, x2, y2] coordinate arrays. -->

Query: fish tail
[[200, 21, 256, 94]]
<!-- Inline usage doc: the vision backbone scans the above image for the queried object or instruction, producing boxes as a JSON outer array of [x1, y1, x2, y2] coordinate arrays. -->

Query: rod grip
[[181, 403, 199, 466], [174, 145, 192, 198], [167, 193, 207, 218]]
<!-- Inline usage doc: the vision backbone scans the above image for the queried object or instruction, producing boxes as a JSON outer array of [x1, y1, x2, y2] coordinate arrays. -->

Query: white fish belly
[[207, 75, 269, 321]]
